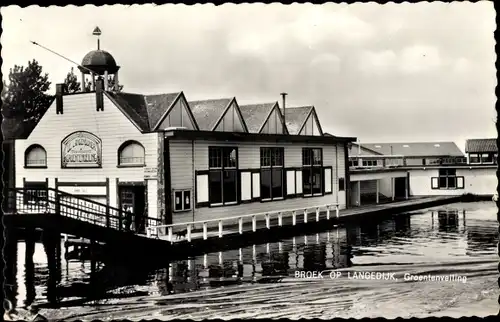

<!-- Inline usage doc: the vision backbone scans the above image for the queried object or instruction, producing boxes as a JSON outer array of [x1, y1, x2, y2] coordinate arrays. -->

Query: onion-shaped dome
[[78, 50, 120, 75]]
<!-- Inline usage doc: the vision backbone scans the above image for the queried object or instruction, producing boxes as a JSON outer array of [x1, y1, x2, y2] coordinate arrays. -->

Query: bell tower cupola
[[78, 26, 121, 92]]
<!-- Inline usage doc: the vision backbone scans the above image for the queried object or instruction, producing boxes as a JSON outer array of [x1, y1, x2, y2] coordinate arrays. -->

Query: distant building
[[465, 138, 497, 164], [359, 142, 466, 166]]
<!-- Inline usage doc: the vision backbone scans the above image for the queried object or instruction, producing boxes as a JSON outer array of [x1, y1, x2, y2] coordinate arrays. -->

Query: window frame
[[173, 189, 192, 212], [436, 168, 460, 190], [260, 147, 284, 202], [339, 178, 345, 192], [302, 148, 323, 197], [23, 181, 48, 206], [117, 140, 146, 167], [24, 144, 48, 169], [208, 146, 239, 206], [469, 153, 480, 164]]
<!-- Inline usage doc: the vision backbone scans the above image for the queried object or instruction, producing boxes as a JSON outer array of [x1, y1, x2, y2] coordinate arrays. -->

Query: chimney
[[56, 83, 65, 114], [358, 140, 361, 155], [95, 77, 104, 111], [280, 92, 287, 135]]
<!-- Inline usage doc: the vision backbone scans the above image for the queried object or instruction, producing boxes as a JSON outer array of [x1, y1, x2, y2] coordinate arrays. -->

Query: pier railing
[[146, 204, 340, 242], [6, 188, 161, 233]]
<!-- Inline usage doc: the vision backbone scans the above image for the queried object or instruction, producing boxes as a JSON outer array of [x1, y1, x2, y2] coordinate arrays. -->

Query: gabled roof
[[281, 106, 313, 135], [361, 142, 464, 157], [189, 98, 233, 131], [144, 92, 182, 130], [239, 102, 277, 133], [349, 143, 384, 156], [465, 138, 497, 153], [105, 92, 151, 132]]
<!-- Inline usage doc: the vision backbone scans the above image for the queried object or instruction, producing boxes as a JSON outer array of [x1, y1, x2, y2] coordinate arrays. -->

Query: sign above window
[[61, 131, 102, 168]]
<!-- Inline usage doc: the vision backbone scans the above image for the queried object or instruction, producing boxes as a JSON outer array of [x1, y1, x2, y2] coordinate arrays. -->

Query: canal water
[[5, 202, 498, 320]]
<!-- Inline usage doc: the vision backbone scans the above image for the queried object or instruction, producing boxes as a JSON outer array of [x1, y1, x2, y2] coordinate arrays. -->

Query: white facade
[[14, 93, 159, 219]]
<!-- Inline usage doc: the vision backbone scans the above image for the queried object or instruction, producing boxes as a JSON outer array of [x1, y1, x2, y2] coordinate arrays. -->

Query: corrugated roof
[[105, 92, 151, 132], [349, 143, 384, 156], [144, 92, 181, 129], [361, 142, 464, 157], [281, 106, 312, 135], [189, 98, 232, 131], [465, 138, 497, 153], [239, 102, 276, 133]]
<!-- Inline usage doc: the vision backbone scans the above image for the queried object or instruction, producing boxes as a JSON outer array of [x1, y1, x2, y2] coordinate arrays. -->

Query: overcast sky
[[1, 2, 496, 151]]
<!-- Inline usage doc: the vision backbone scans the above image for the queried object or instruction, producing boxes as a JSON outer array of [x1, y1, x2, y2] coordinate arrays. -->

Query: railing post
[[238, 217, 243, 234], [326, 205, 330, 220], [336, 205, 339, 218], [168, 226, 173, 242], [278, 212, 283, 226], [187, 224, 192, 242], [55, 192, 60, 217], [252, 215, 256, 232], [304, 209, 308, 223], [292, 211, 296, 226], [218, 220, 223, 238], [118, 209, 123, 231], [316, 207, 320, 222], [203, 222, 208, 240], [265, 213, 270, 229], [105, 204, 110, 228]]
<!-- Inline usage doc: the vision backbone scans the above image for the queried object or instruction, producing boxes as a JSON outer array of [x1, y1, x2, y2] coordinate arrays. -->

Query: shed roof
[[361, 142, 464, 157], [465, 138, 497, 153]]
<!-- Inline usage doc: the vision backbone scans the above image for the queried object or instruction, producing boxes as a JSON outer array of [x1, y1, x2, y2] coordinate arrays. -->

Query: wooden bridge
[[3, 187, 466, 263], [3, 187, 167, 258]]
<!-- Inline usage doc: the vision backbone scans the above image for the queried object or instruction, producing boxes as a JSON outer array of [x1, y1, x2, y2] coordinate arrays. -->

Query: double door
[[119, 185, 146, 233]]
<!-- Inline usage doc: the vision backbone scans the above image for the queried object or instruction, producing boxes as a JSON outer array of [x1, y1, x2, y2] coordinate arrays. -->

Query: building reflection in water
[[437, 210, 459, 233]]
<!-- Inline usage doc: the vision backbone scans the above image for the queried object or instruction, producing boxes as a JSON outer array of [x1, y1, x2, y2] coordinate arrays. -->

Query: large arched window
[[24, 144, 47, 168], [118, 141, 145, 166]]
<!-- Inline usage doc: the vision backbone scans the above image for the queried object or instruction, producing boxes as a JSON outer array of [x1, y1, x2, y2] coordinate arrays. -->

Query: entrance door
[[394, 177, 407, 199], [119, 185, 146, 234]]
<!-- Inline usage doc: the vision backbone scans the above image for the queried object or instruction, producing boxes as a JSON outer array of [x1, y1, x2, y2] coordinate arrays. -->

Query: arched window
[[25, 145, 47, 168], [118, 141, 145, 166]]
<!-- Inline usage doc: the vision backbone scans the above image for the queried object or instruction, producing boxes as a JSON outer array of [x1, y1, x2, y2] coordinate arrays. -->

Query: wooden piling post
[[292, 211, 296, 226], [304, 209, 308, 223], [278, 212, 283, 226], [316, 207, 320, 222], [203, 222, 208, 240], [187, 224, 192, 242], [252, 216, 257, 232], [265, 214, 270, 229], [238, 217, 243, 234], [326, 205, 330, 220], [218, 220, 223, 238]]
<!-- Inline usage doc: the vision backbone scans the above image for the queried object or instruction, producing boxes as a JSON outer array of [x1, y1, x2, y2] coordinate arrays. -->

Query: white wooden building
[[14, 47, 355, 227]]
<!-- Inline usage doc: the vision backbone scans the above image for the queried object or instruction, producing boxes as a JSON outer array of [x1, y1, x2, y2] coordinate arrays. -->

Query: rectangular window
[[208, 147, 238, 205], [469, 153, 480, 164], [349, 160, 358, 167], [24, 181, 48, 206], [302, 148, 323, 196], [481, 153, 493, 163], [362, 160, 377, 167], [173, 190, 192, 212], [437, 168, 458, 189], [260, 147, 284, 200], [339, 178, 345, 191]]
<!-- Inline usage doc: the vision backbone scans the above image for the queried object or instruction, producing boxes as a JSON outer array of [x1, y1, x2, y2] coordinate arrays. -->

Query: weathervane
[[93, 26, 102, 50]]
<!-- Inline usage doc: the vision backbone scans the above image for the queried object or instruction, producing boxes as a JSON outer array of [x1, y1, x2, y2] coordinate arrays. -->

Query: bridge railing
[[6, 188, 161, 233], [146, 203, 340, 242]]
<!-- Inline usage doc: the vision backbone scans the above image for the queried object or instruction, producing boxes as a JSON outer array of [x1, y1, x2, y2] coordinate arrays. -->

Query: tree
[[63, 67, 81, 93], [1, 59, 53, 122]]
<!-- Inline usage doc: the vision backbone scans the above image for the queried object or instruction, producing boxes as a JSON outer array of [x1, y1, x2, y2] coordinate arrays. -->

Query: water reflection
[[5, 202, 498, 314]]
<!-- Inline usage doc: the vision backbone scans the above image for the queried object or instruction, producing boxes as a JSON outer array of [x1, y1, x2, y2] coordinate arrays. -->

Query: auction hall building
[[14, 46, 355, 226]]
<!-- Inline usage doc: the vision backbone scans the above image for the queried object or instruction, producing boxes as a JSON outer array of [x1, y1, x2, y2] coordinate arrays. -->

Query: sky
[[1, 2, 496, 151]]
